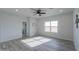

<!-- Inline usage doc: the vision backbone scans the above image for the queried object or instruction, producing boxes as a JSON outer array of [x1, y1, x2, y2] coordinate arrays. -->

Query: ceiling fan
[[31, 8, 46, 16]]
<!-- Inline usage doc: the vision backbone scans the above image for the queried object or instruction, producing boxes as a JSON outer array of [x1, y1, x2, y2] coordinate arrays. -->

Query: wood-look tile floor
[[0, 36, 75, 51]]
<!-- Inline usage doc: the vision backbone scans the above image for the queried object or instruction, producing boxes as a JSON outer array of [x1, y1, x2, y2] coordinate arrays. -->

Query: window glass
[[45, 26, 50, 32], [44, 21, 50, 26]]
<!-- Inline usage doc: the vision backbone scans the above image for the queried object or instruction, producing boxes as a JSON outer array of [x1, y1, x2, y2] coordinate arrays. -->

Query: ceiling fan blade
[[33, 13, 37, 16], [33, 12, 36, 13], [40, 12, 46, 14]]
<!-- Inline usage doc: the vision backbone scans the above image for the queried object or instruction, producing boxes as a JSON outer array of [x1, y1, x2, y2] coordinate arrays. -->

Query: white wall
[[28, 17, 37, 37], [37, 12, 73, 41], [0, 9, 73, 43], [73, 9, 79, 50], [26, 17, 37, 37], [0, 11, 37, 42], [0, 11, 28, 42]]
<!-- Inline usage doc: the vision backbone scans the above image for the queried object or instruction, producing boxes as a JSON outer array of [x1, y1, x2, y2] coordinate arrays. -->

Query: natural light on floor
[[21, 36, 51, 47]]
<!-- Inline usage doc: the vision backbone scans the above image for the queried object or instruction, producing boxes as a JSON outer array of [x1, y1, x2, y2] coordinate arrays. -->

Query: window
[[44, 21, 50, 32], [44, 20, 58, 33]]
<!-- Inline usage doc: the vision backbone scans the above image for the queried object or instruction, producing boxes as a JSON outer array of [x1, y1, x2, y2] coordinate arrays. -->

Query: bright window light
[[45, 26, 50, 32], [44, 21, 50, 32], [45, 21, 50, 26], [51, 21, 58, 32], [44, 20, 58, 33], [51, 21, 58, 27]]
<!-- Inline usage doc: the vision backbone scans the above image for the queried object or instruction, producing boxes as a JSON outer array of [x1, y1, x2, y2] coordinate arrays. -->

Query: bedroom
[[0, 8, 79, 51]]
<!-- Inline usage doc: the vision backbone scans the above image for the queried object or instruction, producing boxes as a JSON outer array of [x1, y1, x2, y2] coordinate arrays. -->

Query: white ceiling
[[0, 8, 73, 18]]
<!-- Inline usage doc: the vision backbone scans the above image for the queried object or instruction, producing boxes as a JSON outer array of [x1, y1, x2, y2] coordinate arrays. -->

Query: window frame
[[44, 20, 58, 33]]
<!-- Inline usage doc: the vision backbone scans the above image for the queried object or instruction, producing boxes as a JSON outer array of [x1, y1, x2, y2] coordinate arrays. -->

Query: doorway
[[22, 22, 27, 39]]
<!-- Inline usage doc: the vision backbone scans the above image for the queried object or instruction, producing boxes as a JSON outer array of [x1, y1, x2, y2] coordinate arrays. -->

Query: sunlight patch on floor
[[21, 36, 51, 47], [22, 36, 43, 43]]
